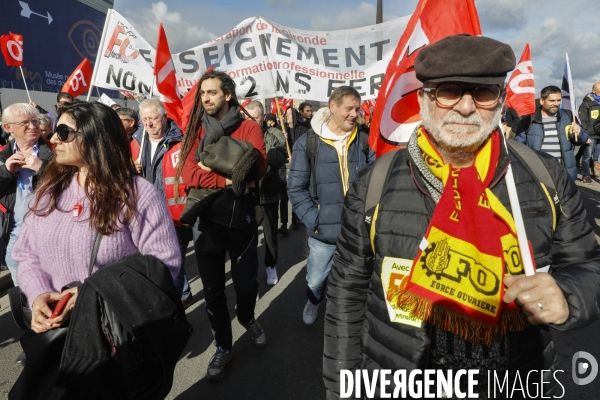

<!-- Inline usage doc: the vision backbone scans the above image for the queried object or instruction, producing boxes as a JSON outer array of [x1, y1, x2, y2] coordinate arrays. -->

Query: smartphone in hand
[[50, 292, 72, 318]]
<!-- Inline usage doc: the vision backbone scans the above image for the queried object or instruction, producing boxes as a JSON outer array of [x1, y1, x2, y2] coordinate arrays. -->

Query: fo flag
[[0, 32, 23, 67], [271, 98, 292, 115], [369, 0, 481, 157], [154, 24, 183, 127], [561, 53, 577, 117], [61, 58, 93, 97], [506, 44, 536, 117]]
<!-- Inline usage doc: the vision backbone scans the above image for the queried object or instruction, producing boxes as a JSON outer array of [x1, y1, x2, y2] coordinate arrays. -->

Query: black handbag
[[9, 233, 103, 400]]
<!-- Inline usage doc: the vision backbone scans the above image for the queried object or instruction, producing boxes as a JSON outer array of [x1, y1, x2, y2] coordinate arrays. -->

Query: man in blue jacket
[[288, 86, 375, 325], [515, 85, 589, 181]]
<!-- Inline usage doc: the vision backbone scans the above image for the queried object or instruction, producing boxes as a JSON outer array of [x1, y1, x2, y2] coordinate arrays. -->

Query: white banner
[[93, 10, 156, 97], [93, 11, 409, 102]]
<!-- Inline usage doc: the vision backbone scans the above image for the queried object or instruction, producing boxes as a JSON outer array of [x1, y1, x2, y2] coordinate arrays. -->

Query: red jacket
[[181, 119, 267, 188], [181, 119, 267, 229]]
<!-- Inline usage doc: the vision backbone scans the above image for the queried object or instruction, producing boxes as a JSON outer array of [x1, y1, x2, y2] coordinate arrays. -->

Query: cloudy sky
[[114, 0, 599, 101]]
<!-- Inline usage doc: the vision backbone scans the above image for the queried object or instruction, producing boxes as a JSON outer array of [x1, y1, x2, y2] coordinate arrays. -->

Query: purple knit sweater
[[14, 175, 181, 307]]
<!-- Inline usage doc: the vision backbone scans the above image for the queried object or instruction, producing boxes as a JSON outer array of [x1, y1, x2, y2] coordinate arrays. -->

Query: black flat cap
[[415, 34, 516, 85]]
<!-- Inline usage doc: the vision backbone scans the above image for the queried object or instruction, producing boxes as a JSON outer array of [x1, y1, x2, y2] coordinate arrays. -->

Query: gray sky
[[114, 0, 600, 101]]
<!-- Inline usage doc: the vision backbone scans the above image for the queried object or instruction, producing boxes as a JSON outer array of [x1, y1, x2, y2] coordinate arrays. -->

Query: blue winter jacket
[[515, 108, 588, 181], [288, 111, 375, 244], [133, 119, 182, 197]]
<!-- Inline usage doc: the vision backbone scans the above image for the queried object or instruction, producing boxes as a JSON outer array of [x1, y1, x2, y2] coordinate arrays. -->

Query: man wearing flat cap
[[323, 34, 600, 399]]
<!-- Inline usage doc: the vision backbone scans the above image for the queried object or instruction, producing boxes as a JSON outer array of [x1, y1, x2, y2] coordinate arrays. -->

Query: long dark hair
[[174, 70, 253, 195], [30, 102, 138, 235]]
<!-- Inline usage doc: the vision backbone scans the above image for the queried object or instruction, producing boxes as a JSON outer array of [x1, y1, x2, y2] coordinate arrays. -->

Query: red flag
[[240, 99, 252, 109], [0, 32, 23, 67], [361, 99, 376, 124], [271, 98, 292, 115], [61, 58, 93, 97], [505, 43, 535, 117], [180, 81, 198, 133], [369, 0, 482, 157], [120, 90, 136, 100], [154, 24, 183, 127]]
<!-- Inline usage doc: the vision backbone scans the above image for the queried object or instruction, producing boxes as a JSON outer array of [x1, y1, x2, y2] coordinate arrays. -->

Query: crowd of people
[[1, 33, 600, 399]]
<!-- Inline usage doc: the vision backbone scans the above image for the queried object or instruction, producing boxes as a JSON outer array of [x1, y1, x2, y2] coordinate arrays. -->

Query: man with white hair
[[0, 103, 53, 288], [134, 98, 193, 309], [324, 34, 600, 399]]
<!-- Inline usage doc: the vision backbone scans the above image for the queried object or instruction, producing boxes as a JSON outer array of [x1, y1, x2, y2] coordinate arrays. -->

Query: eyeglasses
[[58, 102, 73, 106], [53, 124, 82, 143], [7, 119, 40, 127], [422, 83, 504, 107]]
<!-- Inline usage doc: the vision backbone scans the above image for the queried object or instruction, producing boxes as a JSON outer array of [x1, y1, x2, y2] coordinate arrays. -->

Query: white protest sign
[[93, 13, 409, 102], [92, 9, 156, 96], [173, 17, 408, 101]]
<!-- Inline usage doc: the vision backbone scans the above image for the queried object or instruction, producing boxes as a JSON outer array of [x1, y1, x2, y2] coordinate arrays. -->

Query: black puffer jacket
[[324, 141, 600, 399], [578, 94, 600, 139]]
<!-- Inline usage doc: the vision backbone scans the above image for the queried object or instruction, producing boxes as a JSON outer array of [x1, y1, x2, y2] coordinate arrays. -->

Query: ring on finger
[[537, 301, 543, 310]]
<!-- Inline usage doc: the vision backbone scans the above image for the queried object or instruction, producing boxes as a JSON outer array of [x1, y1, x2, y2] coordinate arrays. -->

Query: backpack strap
[[506, 140, 559, 231], [305, 130, 319, 201], [364, 150, 401, 252], [88, 232, 103, 276]]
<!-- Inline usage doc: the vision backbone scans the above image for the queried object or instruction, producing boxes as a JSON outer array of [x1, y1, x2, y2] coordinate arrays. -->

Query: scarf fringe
[[389, 289, 528, 347]]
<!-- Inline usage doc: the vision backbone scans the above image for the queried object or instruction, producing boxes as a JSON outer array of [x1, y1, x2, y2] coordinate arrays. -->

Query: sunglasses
[[422, 83, 503, 108], [53, 124, 82, 143]]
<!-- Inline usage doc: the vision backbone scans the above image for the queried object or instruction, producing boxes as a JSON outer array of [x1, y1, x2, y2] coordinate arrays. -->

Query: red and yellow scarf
[[389, 127, 528, 345]]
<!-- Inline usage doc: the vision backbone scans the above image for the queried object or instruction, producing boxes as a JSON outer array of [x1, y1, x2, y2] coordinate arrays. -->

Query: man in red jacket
[[180, 70, 267, 382]]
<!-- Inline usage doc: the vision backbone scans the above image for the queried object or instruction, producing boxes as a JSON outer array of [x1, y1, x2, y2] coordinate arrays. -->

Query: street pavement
[[0, 175, 600, 399]]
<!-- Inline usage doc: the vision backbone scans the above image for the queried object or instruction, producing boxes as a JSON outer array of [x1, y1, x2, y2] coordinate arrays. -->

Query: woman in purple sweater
[[13, 102, 181, 334]]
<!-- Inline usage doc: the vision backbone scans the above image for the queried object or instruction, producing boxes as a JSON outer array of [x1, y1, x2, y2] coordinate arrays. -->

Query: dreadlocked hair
[[175, 70, 254, 197]]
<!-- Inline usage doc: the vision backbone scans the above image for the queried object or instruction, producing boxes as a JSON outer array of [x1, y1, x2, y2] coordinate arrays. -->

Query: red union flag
[[0, 32, 24, 67], [369, 0, 482, 157], [154, 24, 183, 127], [506, 43, 535, 117], [271, 98, 292, 115], [61, 58, 93, 97]]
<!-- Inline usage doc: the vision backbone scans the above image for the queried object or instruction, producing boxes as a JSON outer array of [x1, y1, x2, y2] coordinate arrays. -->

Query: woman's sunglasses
[[53, 124, 82, 143]]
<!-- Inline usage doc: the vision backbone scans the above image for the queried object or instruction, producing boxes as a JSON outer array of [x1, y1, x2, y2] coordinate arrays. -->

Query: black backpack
[[305, 129, 370, 200]]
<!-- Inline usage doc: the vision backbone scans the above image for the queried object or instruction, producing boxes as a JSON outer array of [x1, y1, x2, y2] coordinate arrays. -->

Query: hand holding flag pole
[[562, 53, 579, 141]]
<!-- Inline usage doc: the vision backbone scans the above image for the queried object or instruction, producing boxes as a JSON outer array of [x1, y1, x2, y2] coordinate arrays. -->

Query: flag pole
[[501, 132, 536, 277], [19, 66, 31, 102], [275, 97, 292, 158], [565, 53, 578, 141], [86, 10, 111, 102], [136, 77, 155, 165]]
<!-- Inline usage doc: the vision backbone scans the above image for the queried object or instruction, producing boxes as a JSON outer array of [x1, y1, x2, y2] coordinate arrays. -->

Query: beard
[[420, 101, 502, 163], [204, 102, 224, 116]]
